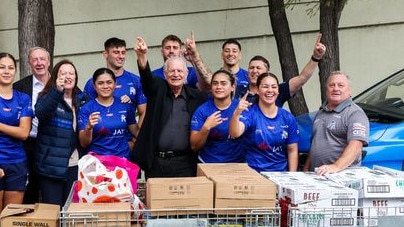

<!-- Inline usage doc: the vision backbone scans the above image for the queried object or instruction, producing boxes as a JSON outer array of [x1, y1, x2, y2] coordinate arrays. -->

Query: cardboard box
[[261, 171, 329, 199], [210, 174, 277, 213], [197, 163, 257, 178], [289, 207, 357, 227], [64, 202, 132, 227], [374, 165, 404, 177], [325, 167, 404, 198], [358, 197, 404, 226], [1, 203, 59, 227], [146, 176, 214, 215], [283, 183, 358, 208]]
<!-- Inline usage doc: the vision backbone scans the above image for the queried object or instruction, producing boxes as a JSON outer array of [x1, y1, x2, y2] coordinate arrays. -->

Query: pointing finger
[[315, 33, 322, 44]]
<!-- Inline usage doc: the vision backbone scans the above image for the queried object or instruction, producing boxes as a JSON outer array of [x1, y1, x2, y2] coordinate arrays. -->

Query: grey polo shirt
[[309, 98, 369, 171]]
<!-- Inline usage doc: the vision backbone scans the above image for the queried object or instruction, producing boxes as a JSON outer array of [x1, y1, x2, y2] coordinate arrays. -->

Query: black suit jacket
[[13, 75, 34, 98], [131, 62, 207, 170]]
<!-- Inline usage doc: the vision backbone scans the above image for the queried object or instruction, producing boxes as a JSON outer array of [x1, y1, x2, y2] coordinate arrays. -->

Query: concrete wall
[[1, 0, 403, 111]]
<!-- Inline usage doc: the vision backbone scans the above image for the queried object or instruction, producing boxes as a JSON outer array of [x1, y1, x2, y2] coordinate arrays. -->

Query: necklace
[[95, 98, 114, 113]]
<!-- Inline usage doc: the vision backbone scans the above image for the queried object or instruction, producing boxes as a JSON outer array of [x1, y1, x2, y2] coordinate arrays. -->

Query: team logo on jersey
[[327, 120, 336, 130], [130, 87, 136, 96], [282, 130, 288, 140], [121, 114, 126, 122]]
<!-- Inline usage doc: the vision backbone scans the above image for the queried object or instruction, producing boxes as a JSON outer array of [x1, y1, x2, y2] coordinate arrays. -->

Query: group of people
[[0, 32, 369, 211]]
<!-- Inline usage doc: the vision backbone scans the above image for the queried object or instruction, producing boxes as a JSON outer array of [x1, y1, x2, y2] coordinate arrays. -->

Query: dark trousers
[[145, 154, 197, 179], [39, 165, 78, 209], [23, 137, 41, 204]]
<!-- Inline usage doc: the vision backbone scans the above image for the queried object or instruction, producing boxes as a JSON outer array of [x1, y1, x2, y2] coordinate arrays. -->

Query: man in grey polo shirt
[[303, 71, 369, 175]]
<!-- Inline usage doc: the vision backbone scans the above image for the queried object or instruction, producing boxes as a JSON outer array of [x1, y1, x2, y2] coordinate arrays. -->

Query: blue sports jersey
[[191, 99, 244, 163], [0, 90, 34, 164], [83, 70, 147, 106], [240, 105, 299, 172], [78, 99, 137, 158], [234, 68, 249, 87], [152, 66, 198, 88]]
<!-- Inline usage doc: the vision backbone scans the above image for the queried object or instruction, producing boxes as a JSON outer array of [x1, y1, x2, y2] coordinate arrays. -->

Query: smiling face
[[211, 72, 235, 101], [94, 73, 116, 99], [103, 46, 126, 71], [257, 74, 279, 105], [248, 60, 269, 85], [58, 63, 77, 91], [29, 48, 50, 78], [0, 56, 16, 86], [164, 57, 188, 89], [161, 40, 182, 61], [326, 73, 352, 109], [221, 43, 242, 68]]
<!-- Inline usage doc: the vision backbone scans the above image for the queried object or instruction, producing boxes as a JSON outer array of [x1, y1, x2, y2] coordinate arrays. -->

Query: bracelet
[[311, 55, 321, 62]]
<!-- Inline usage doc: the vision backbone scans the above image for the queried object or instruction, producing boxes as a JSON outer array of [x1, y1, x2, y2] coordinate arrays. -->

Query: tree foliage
[[18, 0, 55, 78]]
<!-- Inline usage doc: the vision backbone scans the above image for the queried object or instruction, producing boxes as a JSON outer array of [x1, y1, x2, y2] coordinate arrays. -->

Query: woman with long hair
[[229, 72, 299, 172], [0, 53, 33, 210], [35, 59, 89, 207]]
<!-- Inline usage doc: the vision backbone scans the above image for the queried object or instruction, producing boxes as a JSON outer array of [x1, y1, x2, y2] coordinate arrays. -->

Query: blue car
[[297, 68, 404, 170]]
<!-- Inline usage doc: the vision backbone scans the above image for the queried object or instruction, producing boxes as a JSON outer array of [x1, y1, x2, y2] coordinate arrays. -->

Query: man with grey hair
[[13, 47, 51, 203], [303, 71, 369, 175], [132, 36, 209, 178]]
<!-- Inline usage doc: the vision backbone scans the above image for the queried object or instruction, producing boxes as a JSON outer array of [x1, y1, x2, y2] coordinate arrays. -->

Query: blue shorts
[[0, 162, 28, 191]]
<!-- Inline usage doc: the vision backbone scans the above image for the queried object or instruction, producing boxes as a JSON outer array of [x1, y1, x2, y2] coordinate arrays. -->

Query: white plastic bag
[[77, 154, 133, 203]]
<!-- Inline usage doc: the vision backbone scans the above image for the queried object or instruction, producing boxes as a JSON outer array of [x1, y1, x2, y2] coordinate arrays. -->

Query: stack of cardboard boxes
[[146, 163, 277, 216], [324, 166, 404, 226], [261, 171, 359, 227]]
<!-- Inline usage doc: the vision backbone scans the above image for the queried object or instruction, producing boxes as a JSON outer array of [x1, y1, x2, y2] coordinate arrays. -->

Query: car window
[[354, 69, 404, 121]]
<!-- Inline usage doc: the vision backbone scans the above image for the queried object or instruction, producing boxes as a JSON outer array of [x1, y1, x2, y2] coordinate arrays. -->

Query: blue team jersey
[[240, 105, 299, 172], [78, 99, 137, 158], [190, 99, 244, 163], [0, 90, 34, 164], [235, 68, 249, 86], [152, 66, 198, 88], [83, 70, 147, 106]]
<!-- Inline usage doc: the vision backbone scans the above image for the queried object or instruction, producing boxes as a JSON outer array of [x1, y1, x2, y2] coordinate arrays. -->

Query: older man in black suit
[[13, 47, 51, 204]]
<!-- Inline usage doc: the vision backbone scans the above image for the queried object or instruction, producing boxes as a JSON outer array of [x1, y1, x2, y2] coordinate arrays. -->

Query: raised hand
[[313, 33, 326, 60], [56, 74, 66, 91], [236, 91, 253, 114], [134, 36, 148, 56], [203, 110, 225, 131]]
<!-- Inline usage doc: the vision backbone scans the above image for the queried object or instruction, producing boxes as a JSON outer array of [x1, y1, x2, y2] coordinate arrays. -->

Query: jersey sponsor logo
[[352, 123, 367, 137], [112, 128, 125, 136], [258, 141, 271, 151], [121, 114, 126, 122], [267, 125, 275, 130]]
